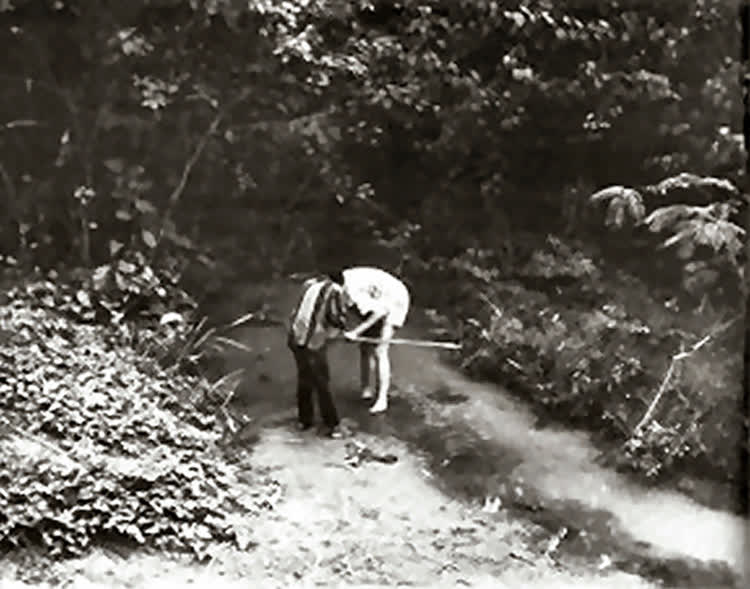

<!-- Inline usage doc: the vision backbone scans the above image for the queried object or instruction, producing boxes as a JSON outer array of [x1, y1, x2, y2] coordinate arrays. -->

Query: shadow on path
[[207, 279, 748, 588]]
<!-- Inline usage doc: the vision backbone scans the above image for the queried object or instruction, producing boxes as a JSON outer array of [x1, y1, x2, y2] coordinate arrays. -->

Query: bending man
[[342, 266, 411, 414]]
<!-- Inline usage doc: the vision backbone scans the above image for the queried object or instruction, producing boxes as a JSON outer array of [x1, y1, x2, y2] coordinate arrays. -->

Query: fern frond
[[589, 185, 645, 227], [590, 185, 641, 203], [644, 173, 739, 196], [643, 204, 701, 232]]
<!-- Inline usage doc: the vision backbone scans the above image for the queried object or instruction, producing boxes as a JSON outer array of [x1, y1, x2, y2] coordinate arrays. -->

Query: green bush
[[441, 237, 745, 489], [0, 278, 276, 560]]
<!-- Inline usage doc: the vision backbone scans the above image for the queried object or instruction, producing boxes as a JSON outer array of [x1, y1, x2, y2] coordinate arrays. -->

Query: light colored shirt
[[342, 267, 410, 328]]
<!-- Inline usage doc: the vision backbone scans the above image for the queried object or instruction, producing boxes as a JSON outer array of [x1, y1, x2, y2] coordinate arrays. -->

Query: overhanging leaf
[[643, 204, 699, 233], [645, 173, 740, 196], [590, 186, 645, 227]]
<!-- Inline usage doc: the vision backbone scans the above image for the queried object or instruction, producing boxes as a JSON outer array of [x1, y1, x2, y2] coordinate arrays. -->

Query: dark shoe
[[297, 422, 313, 432]]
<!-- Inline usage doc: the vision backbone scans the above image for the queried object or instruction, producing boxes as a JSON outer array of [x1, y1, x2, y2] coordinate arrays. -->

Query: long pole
[[339, 334, 462, 350], [224, 312, 463, 349]]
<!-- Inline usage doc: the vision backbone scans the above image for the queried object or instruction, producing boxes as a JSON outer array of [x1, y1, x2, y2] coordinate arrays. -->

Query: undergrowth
[[0, 262, 278, 566], [409, 236, 745, 505]]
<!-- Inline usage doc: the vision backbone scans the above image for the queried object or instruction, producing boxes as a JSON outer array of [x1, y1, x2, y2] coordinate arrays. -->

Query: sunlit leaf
[[141, 230, 157, 249], [76, 290, 92, 308], [109, 240, 124, 257], [644, 204, 697, 233]]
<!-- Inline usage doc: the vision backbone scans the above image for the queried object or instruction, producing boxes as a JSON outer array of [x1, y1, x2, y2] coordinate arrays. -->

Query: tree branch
[[633, 316, 740, 434], [153, 88, 252, 254], [634, 351, 681, 434], [0, 161, 17, 203]]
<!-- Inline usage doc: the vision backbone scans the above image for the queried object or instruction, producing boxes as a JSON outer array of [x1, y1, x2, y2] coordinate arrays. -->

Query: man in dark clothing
[[287, 339, 340, 436], [287, 271, 351, 438]]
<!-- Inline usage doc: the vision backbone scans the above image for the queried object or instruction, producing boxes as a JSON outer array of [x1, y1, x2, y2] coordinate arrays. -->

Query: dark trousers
[[288, 340, 340, 429]]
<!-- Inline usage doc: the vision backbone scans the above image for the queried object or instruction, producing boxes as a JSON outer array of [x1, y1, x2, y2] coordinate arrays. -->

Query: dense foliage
[[0, 1, 742, 266], [0, 277, 277, 560], [0, 0, 746, 506], [419, 241, 744, 490]]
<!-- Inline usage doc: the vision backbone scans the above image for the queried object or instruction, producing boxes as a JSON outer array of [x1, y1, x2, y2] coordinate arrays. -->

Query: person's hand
[[343, 331, 358, 341]]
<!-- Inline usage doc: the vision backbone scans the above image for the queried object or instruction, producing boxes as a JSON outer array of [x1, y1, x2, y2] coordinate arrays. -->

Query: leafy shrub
[[442, 238, 745, 490], [0, 283, 278, 560], [520, 235, 601, 282], [589, 174, 745, 297], [4, 256, 244, 379], [85, 251, 197, 323], [0, 440, 275, 559], [9, 252, 196, 326]]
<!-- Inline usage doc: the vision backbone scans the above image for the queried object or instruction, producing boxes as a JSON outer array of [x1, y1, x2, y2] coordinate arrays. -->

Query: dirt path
[[232, 425, 656, 587], [392, 353, 748, 571], [9, 424, 654, 589], [215, 279, 747, 588]]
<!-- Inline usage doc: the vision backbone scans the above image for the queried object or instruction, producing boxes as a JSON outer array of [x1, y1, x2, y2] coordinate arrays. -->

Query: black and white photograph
[[0, 0, 748, 587]]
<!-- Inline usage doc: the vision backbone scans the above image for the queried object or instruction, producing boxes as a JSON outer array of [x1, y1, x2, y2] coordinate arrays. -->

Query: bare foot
[[369, 400, 388, 414]]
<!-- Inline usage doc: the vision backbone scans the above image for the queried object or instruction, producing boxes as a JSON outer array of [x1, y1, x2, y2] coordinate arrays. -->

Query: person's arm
[[344, 309, 388, 340]]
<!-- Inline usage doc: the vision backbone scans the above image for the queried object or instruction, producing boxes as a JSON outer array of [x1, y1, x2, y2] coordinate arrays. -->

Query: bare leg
[[369, 322, 394, 414], [360, 343, 375, 399]]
